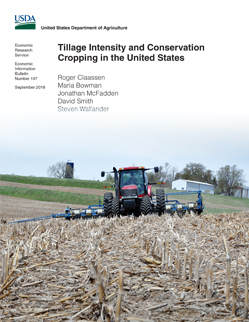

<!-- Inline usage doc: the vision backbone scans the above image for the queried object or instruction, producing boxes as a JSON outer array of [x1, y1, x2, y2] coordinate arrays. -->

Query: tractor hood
[[121, 185, 138, 197], [122, 184, 137, 190]]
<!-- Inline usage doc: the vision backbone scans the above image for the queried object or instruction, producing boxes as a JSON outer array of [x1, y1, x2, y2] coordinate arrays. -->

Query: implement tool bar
[[8, 214, 60, 224], [164, 190, 202, 196]]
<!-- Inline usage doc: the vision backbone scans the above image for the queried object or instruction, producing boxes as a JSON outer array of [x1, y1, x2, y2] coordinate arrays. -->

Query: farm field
[[0, 175, 249, 321], [0, 211, 248, 321], [0, 195, 86, 222], [0, 175, 249, 220]]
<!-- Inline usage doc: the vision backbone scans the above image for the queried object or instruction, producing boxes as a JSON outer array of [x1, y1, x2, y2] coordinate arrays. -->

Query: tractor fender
[[147, 185, 152, 197]]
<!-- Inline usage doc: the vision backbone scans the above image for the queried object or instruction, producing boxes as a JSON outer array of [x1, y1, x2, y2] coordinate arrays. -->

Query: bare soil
[[0, 195, 86, 221], [0, 181, 106, 221], [0, 181, 106, 196]]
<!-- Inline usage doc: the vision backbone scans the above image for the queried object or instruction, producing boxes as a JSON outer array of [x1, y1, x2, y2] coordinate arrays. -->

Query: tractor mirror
[[101, 171, 105, 177], [154, 166, 159, 173]]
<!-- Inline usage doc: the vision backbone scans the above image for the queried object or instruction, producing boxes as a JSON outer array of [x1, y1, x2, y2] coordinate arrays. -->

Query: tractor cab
[[119, 168, 147, 196]]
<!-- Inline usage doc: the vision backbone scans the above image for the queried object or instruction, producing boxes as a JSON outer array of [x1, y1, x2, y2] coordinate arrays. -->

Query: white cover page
[[1, 0, 249, 183]]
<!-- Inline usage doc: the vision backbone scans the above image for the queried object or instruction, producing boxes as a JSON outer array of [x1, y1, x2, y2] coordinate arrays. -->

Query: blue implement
[[153, 190, 204, 216], [7, 191, 204, 224]]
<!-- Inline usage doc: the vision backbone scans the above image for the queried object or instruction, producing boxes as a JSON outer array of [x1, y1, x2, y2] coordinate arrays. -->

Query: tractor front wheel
[[156, 189, 165, 216], [141, 195, 152, 215], [112, 197, 120, 217], [104, 192, 113, 218]]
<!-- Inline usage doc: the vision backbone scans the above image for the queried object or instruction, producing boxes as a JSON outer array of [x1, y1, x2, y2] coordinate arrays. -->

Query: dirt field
[[0, 181, 107, 196], [0, 181, 105, 221], [1, 181, 248, 222], [0, 195, 86, 221]]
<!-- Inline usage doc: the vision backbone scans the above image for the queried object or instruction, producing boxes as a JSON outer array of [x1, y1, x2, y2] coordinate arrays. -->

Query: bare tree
[[168, 166, 178, 187], [106, 173, 114, 182], [164, 163, 178, 187], [147, 163, 178, 186], [216, 165, 246, 196], [164, 162, 171, 183], [147, 171, 158, 183], [47, 161, 74, 178]]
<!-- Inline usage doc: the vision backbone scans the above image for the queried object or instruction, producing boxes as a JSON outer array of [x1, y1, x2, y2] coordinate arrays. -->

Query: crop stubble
[[0, 211, 249, 321]]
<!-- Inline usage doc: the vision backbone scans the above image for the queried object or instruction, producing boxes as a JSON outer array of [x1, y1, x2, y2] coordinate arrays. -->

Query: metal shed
[[232, 187, 249, 199], [172, 179, 215, 194]]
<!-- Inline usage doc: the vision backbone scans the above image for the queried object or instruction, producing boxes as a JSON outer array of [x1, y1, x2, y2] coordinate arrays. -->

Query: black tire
[[112, 197, 120, 217], [103, 192, 113, 217], [156, 189, 165, 216], [140, 195, 152, 215]]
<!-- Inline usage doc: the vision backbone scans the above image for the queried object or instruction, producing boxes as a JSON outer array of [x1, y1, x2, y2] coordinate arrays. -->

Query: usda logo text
[[15, 15, 36, 30]]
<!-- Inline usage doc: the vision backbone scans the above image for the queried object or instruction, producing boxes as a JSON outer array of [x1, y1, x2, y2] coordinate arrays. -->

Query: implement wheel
[[156, 189, 165, 216], [141, 195, 152, 215], [104, 192, 113, 218], [112, 197, 120, 217]]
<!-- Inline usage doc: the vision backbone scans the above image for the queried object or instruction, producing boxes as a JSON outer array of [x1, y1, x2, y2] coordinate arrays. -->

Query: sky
[[1, 0, 249, 185]]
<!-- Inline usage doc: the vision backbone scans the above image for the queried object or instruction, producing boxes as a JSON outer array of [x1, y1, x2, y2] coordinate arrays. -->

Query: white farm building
[[172, 179, 215, 194], [232, 187, 249, 199]]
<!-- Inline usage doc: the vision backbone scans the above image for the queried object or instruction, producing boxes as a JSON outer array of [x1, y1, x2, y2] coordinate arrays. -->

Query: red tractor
[[101, 166, 165, 217]]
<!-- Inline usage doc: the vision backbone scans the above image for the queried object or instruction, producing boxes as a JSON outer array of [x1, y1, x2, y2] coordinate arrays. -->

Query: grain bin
[[65, 161, 74, 179]]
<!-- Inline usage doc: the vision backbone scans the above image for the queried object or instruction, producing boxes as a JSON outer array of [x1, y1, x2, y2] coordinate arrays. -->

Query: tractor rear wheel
[[141, 195, 152, 215], [156, 189, 165, 216], [104, 192, 113, 217], [112, 197, 120, 217]]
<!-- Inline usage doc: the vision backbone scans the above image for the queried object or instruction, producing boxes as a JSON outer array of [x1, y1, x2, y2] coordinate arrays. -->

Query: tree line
[[147, 162, 246, 196], [47, 161, 246, 197]]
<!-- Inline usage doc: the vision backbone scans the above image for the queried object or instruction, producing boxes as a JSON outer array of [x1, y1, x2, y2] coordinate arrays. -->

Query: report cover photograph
[[0, 1, 249, 321]]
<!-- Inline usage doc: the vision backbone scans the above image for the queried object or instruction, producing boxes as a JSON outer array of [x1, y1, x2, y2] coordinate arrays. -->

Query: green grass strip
[[198, 193, 249, 208], [0, 174, 114, 190], [152, 188, 249, 208], [203, 207, 243, 215], [0, 186, 103, 206]]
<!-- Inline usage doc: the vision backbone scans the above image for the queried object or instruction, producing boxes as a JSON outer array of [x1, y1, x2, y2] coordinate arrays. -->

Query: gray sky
[[1, 0, 249, 185]]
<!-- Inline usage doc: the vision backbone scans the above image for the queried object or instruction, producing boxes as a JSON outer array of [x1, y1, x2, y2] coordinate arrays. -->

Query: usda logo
[[15, 15, 36, 29]]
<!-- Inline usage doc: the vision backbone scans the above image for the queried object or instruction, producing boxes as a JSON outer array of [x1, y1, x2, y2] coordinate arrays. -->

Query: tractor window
[[120, 170, 145, 194], [144, 171, 148, 185]]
